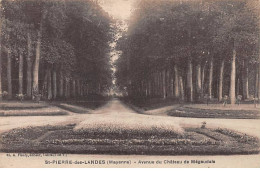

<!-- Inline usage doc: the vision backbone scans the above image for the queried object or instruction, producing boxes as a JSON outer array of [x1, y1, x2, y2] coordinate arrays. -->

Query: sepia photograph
[[0, 0, 260, 168]]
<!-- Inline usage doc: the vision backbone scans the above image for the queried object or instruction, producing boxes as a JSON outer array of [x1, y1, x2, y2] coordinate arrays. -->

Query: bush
[[1, 125, 259, 155], [216, 128, 259, 143], [16, 94, 26, 102]]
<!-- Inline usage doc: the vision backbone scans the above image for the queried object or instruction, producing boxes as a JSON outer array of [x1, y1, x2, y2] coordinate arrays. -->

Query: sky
[[99, 0, 135, 87], [99, 0, 134, 20]]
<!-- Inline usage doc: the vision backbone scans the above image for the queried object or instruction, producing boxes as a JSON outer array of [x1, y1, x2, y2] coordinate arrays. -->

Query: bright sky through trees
[[99, 0, 134, 88], [100, 0, 134, 20]]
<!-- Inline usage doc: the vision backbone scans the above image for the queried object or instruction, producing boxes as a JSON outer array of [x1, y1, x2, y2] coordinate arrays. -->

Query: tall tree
[[26, 32, 32, 97]]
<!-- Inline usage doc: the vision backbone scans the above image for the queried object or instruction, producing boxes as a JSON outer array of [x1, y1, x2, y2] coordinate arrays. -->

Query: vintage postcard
[[0, 0, 260, 168]]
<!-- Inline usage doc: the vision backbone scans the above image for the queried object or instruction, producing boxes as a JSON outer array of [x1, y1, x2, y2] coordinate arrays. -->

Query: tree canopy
[[0, 0, 114, 100], [115, 0, 259, 103]]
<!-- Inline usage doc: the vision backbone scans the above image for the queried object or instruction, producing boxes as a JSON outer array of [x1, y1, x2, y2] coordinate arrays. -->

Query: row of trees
[[0, 0, 113, 101], [115, 0, 260, 104]]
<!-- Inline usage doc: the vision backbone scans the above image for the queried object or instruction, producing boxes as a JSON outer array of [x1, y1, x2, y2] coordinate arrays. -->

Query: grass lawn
[[0, 102, 49, 110], [0, 107, 68, 116], [0, 123, 259, 155], [121, 97, 260, 119], [120, 97, 178, 111], [53, 95, 111, 111], [168, 106, 260, 119], [68, 100, 109, 110], [54, 103, 91, 114], [0, 95, 110, 116], [0, 101, 68, 116]]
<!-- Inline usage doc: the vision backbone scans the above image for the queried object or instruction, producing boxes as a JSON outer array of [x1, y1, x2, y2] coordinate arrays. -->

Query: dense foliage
[[115, 0, 260, 104], [0, 0, 114, 100]]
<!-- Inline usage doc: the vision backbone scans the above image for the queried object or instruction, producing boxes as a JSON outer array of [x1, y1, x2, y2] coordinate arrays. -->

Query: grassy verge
[[120, 100, 146, 114], [0, 107, 68, 117], [120, 97, 178, 111], [0, 102, 48, 110], [0, 124, 258, 155], [55, 103, 90, 114], [0, 95, 109, 116], [168, 107, 260, 119], [54, 95, 110, 110]]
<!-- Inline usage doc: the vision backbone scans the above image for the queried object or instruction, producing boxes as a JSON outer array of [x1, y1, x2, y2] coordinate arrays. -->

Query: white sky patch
[[100, 0, 134, 20]]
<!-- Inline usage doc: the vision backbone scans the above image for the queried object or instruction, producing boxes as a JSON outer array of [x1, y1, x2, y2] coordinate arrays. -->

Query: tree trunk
[[0, 19, 2, 101], [32, 30, 41, 97], [82, 84, 85, 96], [158, 72, 161, 97], [26, 57, 32, 97], [77, 79, 80, 96], [68, 80, 71, 98], [148, 80, 151, 96], [162, 70, 166, 99], [18, 51, 24, 94], [258, 63, 260, 98], [218, 59, 225, 101], [230, 45, 236, 105], [0, 45, 2, 101], [26, 33, 32, 98], [174, 64, 180, 98], [144, 80, 147, 97], [59, 71, 63, 97], [7, 50, 12, 99], [179, 76, 185, 101], [187, 60, 193, 102], [166, 69, 170, 97], [258, 1, 260, 99], [65, 79, 68, 98], [155, 72, 159, 96], [47, 68, 52, 100], [42, 70, 48, 99], [242, 60, 249, 99], [196, 63, 202, 99], [208, 58, 213, 99], [201, 63, 206, 96], [256, 66, 259, 98], [150, 74, 154, 97], [72, 80, 76, 97], [86, 84, 89, 96], [80, 82, 84, 96], [158, 72, 160, 97], [166, 69, 172, 98], [237, 78, 240, 97], [170, 69, 174, 97], [52, 70, 57, 99], [170, 77, 174, 97]]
